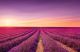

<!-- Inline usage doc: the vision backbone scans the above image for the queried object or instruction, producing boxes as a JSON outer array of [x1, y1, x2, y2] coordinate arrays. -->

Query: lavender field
[[0, 27, 80, 52]]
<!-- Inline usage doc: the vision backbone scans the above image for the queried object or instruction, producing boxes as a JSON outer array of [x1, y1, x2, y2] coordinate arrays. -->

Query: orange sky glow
[[0, 1, 80, 27], [0, 17, 80, 27]]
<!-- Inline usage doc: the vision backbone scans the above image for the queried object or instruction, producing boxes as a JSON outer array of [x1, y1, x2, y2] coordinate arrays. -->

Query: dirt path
[[36, 36, 44, 52]]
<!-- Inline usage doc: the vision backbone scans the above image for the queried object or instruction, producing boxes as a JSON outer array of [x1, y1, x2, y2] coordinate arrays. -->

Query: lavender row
[[0, 29, 34, 43], [44, 31, 80, 52], [0, 28, 32, 39], [0, 29, 37, 52], [8, 30, 40, 52], [41, 30, 68, 52]]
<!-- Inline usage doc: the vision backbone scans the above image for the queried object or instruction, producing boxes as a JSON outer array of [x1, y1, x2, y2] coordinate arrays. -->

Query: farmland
[[0, 27, 80, 52]]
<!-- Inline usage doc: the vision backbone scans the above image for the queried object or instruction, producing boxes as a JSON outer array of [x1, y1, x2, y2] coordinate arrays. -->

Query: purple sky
[[0, 0, 80, 19]]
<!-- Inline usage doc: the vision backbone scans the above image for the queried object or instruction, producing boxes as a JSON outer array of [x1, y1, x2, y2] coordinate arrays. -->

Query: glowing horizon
[[0, 17, 80, 27], [0, 0, 80, 27]]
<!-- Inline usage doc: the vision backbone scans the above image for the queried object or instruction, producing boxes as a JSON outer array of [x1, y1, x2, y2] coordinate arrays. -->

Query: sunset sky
[[0, 0, 80, 27]]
